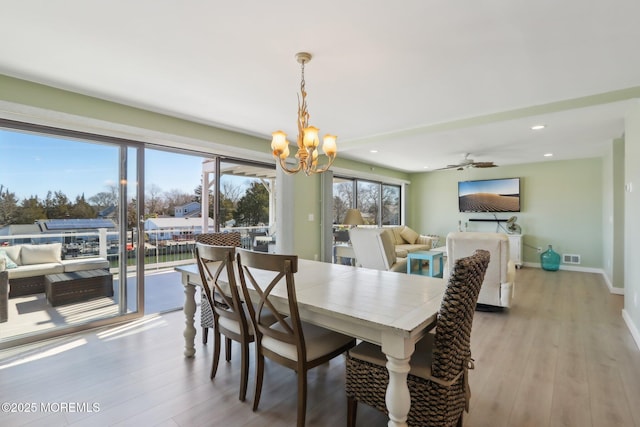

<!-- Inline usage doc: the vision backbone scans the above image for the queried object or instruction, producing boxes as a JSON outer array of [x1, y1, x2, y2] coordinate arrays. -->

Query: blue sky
[[0, 129, 207, 201], [458, 178, 520, 197]]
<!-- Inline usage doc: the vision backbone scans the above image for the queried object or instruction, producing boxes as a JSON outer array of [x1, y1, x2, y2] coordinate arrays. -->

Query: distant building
[[174, 202, 201, 218], [144, 217, 214, 241]]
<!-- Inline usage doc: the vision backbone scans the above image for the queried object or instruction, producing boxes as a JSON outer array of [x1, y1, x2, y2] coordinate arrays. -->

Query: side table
[[334, 244, 356, 266], [406, 250, 443, 278]]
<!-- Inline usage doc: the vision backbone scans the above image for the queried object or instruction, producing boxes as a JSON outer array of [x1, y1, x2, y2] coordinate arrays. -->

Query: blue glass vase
[[541, 245, 560, 271]]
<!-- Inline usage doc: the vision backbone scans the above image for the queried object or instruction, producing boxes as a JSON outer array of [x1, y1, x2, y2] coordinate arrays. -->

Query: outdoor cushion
[[62, 257, 109, 272], [6, 262, 64, 279], [20, 243, 62, 265], [2, 245, 22, 266]]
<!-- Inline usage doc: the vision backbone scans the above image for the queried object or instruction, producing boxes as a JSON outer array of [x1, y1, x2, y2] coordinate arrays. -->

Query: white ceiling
[[1, 0, 639, 172]]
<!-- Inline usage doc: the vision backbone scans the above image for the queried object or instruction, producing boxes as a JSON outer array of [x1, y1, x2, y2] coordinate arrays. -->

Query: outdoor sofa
[[0, 242, 110, 298]]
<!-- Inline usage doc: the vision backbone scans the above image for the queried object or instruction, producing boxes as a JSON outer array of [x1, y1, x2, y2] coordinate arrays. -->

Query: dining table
[[175, 259, 446, 427]]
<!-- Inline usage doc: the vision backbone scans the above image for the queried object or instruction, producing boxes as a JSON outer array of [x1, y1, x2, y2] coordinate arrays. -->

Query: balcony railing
[[0, 225, 274, 273]]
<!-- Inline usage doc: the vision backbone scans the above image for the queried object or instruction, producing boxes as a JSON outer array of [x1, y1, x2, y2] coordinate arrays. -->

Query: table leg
[[183, 281, 197, 358], [385, 355, 411, 427]]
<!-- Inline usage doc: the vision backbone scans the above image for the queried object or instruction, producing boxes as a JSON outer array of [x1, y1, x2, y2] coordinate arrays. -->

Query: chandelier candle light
[[270, 52, 337, 175]]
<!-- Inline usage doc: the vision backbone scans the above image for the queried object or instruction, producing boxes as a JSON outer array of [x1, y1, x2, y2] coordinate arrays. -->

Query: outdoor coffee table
[[45, 269, 113, 307], [406, 250, 444, 277]]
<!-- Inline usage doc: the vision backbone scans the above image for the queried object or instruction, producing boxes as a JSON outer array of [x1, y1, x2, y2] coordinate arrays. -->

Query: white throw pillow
[[20, 243, 62, 265], [2, 245, 22, 266]]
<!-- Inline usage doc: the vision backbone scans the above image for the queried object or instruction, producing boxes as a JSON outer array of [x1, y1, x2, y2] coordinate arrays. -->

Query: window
[[333, 176, 402, 226]]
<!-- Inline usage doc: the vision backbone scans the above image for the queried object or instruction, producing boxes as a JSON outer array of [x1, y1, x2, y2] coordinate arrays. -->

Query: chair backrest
[[348, 227, 396, 271], [446, 232, 509, 285], [235, 248, 304, 359], [195, 243, 250, 335], [195, 232, 241, 247], [431, 249, 490, 381]]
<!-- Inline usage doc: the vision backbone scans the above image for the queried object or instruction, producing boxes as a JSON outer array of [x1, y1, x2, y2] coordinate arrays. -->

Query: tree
[[0, 185, 19, 225], [89, 184, 118, 209], [146, 184, 166, 216], [219, 193, 235, 227], [15, 196, 46, 224], [127, 198, 138, 229], [333, 181, 353, 224], [194, 184, 214, 218], [164, 189, 196, 216], [234, 181, 269, 226], [44, 190, 71, 219], [70, 194, 96, 218], [357, 182, 380, 225]]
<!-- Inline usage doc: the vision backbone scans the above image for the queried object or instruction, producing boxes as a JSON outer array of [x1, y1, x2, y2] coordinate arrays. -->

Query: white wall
[[623, 101, 640, 347]]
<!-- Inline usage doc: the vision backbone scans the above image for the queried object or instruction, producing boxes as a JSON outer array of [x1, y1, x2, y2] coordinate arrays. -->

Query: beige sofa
[[348, 226, 435, 273], [384, 226, 435, 258], [0, 243, 110, 298]]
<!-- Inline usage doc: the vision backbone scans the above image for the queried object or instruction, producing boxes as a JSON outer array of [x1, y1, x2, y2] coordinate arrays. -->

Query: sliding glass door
[[0, 124, 142, 347]]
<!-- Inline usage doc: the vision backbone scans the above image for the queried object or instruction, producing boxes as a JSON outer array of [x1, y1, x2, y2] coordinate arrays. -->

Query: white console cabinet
[[508, 234, 523, 268]]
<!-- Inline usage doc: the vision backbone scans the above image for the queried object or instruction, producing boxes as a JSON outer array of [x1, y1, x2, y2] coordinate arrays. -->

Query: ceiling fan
[[439, 153, 497, 170]]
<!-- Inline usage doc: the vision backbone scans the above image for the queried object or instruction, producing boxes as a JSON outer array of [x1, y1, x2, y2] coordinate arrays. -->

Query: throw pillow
[[0, 250, 18, 269], [400, 227, 419, 244], [391, 227, 407, 245], [20, 243, 62, 265]]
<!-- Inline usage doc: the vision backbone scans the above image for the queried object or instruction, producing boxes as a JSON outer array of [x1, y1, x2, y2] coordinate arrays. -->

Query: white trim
[[622, 309, 640, 351], [330, 165, 410, 185], [0, 100, 272, 162]]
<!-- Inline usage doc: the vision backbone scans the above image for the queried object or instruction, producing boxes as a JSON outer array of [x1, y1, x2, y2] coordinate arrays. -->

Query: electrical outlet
[[536, 247, 542, 253]]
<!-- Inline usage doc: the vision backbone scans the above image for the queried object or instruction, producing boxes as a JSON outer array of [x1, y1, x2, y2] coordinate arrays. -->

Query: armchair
[[348, 228, 407, 272], [445, 232, 515, 308]]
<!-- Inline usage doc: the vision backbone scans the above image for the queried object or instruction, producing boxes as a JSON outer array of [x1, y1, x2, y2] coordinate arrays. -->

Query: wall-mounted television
[[458, 177, 521, 213]]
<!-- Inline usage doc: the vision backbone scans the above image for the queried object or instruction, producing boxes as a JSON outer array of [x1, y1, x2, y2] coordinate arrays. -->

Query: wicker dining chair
[[236, 248, 356, 427], [194, 232, 241, 344], [345, 249, 490, 427], [195, 242, 258, 400]]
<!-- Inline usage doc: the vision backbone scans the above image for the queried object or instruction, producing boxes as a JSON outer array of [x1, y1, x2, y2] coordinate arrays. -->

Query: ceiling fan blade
[[472, 162, 497, 168], [434, 164, 460, 171]]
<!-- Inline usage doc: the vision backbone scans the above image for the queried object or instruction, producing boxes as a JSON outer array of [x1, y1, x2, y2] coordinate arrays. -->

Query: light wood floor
[[1, 267, 639, 427]]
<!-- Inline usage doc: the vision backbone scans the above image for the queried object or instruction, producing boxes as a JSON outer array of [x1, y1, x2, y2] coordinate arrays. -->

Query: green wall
[[407, 158, 604, 268]]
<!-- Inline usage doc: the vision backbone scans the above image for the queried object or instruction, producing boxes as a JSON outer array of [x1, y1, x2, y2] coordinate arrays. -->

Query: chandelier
[[270, 52, 337, 175]]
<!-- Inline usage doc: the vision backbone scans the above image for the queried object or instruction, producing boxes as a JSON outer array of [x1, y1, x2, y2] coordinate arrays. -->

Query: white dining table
[[175, 259, 446, 427]]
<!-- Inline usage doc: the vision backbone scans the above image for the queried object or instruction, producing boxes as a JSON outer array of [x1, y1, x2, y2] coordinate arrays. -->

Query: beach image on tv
[[458, 178, 520, 212]]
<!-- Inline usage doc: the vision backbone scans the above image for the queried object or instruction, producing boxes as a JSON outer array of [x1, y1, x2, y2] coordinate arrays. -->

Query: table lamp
[[343, 209, 364, 226]]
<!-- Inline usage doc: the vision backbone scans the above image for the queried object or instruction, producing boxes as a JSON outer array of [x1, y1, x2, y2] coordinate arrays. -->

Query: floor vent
[[563, 254, 581, 264]]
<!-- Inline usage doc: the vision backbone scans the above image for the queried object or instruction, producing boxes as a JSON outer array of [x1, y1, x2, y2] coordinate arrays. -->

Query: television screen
[[458, 178, 520, 212]]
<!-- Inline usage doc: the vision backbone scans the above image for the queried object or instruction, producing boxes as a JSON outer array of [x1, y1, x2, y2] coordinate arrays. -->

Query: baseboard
[[622, 309, 640, 351], [522, 262, 624, 295]]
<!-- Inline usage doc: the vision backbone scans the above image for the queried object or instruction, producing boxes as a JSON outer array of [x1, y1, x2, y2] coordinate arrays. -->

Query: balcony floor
[[1, 269, 185, 342]]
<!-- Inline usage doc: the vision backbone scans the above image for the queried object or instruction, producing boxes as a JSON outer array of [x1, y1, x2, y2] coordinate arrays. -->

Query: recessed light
[[531, 124, 546, 130], [370, 149, 378, 153], [423, 166, 429, 169], [544, 153, 553, 157]]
